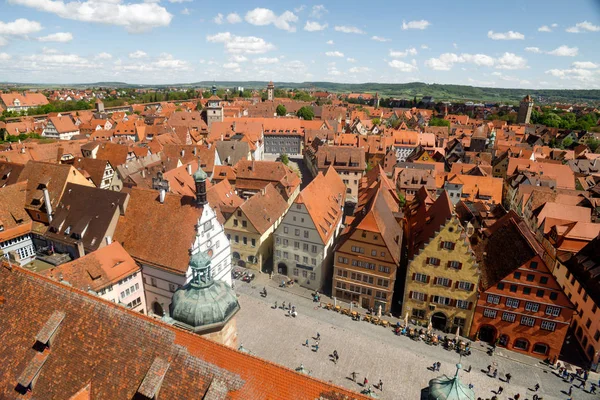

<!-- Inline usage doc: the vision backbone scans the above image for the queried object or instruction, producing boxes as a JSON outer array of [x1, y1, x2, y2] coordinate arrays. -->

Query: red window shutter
[[470, 283, 474, 291], [451, 299, 456, 307], [447, 260, 452, 268], [447, 279, 453, 287], [468, 302, 473, 310], [458, 262, 463, 270], [426, 275, 431, 283], [450, 242, 456, 250], [409, 291, 413, 299], [423, 294, 428, 302], [433, 277, 438, 285], [455, 281, 459, 289], [412, 273, 416, 281], [426, 257, 430, 264]]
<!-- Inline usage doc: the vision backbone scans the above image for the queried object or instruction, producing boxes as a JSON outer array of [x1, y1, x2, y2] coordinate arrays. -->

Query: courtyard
[[234, 273, 599, 400]]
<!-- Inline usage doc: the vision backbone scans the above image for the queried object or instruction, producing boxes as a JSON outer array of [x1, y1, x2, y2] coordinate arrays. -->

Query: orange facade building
[[470, 211, 575, 360]]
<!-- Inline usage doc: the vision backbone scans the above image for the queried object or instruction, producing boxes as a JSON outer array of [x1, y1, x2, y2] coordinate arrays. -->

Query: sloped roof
[[48, 116, 78, 134], [72, 158, 111, 187], [0, 264, 366, 400], [0, 181, 31, 242], [406, 190, 454, 258], [239, 184, 288, 235]]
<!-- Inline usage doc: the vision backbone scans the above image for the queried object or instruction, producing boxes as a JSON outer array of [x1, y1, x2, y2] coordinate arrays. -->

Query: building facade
[[403, 190, 479, 332], [517, 95, 534, 124]]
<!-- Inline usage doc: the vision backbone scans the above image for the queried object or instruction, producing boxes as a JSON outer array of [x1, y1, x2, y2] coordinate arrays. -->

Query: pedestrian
[[505, 373, 512, 383], [487, 365, 491, 374], [467, 365, 472, 373], [492, 369, 498, 378], [432, 362, 437, 371], [314, 344, 319, 352], [333, 350, 338, 359], [436, 361, 441, 371], [305, 339, 309, 347], [590, 383, 597, 394], [514, 393, 520, 400], [378, 379, 383, 391], [315, 340, 319, 347], [364, 377, 368, 387], [468, 383, 474, 389], [316, 332, 321, 340], [274, 301, 277, 309], [569, 374, 575, 383], [576, 380, 585, 389], [282, 301, 286, 309], [567, 385, 573, 396], [350, 371, 357, 382], [534, 383, 539, 391], [497, 386, 503, 394]]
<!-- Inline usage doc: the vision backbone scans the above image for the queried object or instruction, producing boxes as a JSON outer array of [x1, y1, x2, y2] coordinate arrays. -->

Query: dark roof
[[215, 140, 250, 166], [46, 183, 129, 252], [565, 235, 600, 306], [0, 161, 25, 187], [0, 264, 366, 400], [474, 211, 543, 290], [73, 157, 112, 187]]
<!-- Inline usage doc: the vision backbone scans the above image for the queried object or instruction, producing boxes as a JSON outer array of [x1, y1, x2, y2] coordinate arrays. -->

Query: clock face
[[207, 249, 214, 257]]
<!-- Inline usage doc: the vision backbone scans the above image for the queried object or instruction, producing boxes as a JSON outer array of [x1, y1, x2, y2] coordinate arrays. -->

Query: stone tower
[[205, 94, 223, 128], [267, 81, 274, 102], [517, 94, 534, 124], [194, 162, 208, 206]]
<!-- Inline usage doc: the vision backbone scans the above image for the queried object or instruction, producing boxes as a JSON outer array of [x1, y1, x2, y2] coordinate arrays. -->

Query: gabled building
[[224, 184, 289, 272], [0, 92, 49, 112], [233, 160, 301, 204], [40, 241, 146, 313], [113, 166, 232, 316], [273, 166, 346, 290], [331, 167, 402, 312], [470, 211, 575, 360], [402, 189, 479, 332], [72, 157, 121, 190], [0, 181, 35, 265], [42, 116, 80, 140]]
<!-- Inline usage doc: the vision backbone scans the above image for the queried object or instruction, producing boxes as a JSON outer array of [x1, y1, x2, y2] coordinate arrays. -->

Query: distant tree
[[587, 138, 600, 153], [429, 117, 451, 127], [562, 137, 574, 149], [371, 118, 381, 126], [296, 106, 314, 120], [280, 153, 290, 165], [196, 101, 203, 111], [276, 104, 287, 116]]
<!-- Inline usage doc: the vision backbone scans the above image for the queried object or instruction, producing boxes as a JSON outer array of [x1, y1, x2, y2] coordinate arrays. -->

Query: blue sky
[[0, 0, 599, 88]]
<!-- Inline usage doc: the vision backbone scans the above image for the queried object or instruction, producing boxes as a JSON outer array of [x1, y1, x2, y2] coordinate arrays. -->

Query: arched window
[[514, 338, 529, 351], [532, 342, 549, 355]]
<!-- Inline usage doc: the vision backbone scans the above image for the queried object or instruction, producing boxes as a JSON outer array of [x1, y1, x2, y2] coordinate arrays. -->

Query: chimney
[[42, 187, 53, 223], [105, 236, 112, 245], [232, 121, 236, 131], [181, 149, 185, 157], [141, 169, 146, 178], [221, 134, 224, 141], [159, 189, 166, 204], [193, 147, 197, 156], [187, 164, 192, 175], [76, 241, 85, 258]]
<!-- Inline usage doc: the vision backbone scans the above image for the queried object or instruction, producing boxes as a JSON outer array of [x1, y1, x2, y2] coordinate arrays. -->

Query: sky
[[0, 0, 599, 88]]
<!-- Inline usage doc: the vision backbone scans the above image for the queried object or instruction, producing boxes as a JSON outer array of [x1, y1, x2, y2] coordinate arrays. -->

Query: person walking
[[497, 386, 503, 394], [314, 344, 319, 352], [487, 365, 491, 374], [274, 301, 277, 309], [466, 365, 472, 373], [363, 377, 368, 387], [305, 339, 309, 347], [534, 383, 540, 391], [436, 362, 441, 371], [590, 383, 597, 394], [505, 373, 512, 383], [567, 385, 573, 396], [514, 393, 520, 400], [282, 301, 286, 309], [431, 362, 437, 371], [378, 379, 383, 391], [350, 371, 357, 382], [316, 332, 321, 340]]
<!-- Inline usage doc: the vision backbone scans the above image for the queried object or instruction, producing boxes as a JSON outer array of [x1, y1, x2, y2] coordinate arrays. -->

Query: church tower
[[517, 94, 534, 124], [267, 81, 274, 102], [205, 92, 223, 128]]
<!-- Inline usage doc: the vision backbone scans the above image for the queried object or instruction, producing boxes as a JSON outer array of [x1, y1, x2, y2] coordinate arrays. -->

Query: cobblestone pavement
[[234, 273, 600, 400]]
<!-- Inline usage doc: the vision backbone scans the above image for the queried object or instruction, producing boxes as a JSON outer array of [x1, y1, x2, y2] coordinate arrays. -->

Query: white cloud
[[0, 52, 11, 61], [425, 53, 463, 70], [310, 5, 327, 18], [304, 21, 327, 31], [38, 32, 73, 42], [181, 8, 190, 15], [7, 0, 172, 33], [495, 52, 527, 70], [538, 25, 552, 32], [206, 32, 275, 54], [0, 37, 8, 47], [245, 8, 298, 32], [421, 44, 429, 49], [389, 48, 417, 58], [546, 68, 598, 83], [129, 50, 148, 59], [326, 40, 334, 45], [388, 59, 418, 72], [462, 53, 495, 67], [253, 57, 279, 64], [226, 13, 242, 24], [547, 45, 578, 57], [214, 13, 224, 24], [327, 66, 342, 76], [334, 25, 364, 34], [525, 47, 541, 53], [371, 36, 390, 42], [223, 62, 239, 69], [154, 53, 191, 70], [230, 54, 247, 62], [402, 20, 430, 30], [347, 57, 356, 63], [326, 51, 344, 57], [566, 21, 600, 33], [0, 18, 42, 35], [572, 61, 598, 69], [167, 0, 191, 3], [487, 30, 525, 40], [96, 52, 112, 60], [294, 5, 305, 13], [22, 52, 93, 68], [349, 66, 370, 73]]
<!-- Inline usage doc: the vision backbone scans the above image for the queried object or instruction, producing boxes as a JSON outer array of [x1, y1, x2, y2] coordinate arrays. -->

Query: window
[[540, 276, 548, 284], [294, 255, 299, 261], [533, 343, 549, 355], [150, 278, 157, 287], [545, 306, 561, 317], [242, 220, 247, 228], [302, 270, 308, 278], [233, 219, 238, 227], [311, 245, 317, 253], [427, 257, 441, 266], [371, 250, 377, 256], [310, 272, 316, 280], [283, 252, 289, 259], [456, 300, 470, 310], [454, 317, 466, 327], [586, 319, 592, 329], [304, 230, 309, 238], [520, 316, 536, 327], [243, 237, 247, 245], [432, 295, 451, 306], [303, 256, 308, 263], [284, 227, 289, 234], [501, 312, 516, 323], [497, 282, 505, 290], [375, 291, 387, 300], [275, 250, 281, 257], [414, 273, 428, 283], [510, 284, 517, 293], [458, 281, 473, 291], [337, 256, 347, 264], [436, 277, 450, 287], [523, 287, 531, 295], [530, 261, 538, 269], [234, 235, 239, 244], [412, 309, 426, 319], [487, 295, 500, 304], [293, 268, 299, 276], [379, 266, 390, 273], [525, 302, 540, 312], [514, 338, 529, 350], [381, 251, 385, 257], [448, 261, 462, 270], [506, 298, 519, 308], [594, 330, 600, 341], [311, 258, 316, 265], [540, 321, 556, 331], [526, 274, 535, 282], [351, 246, 365, 254], [441, 241, 455, 250], [295, 229, 300, 236], [251, 239, 256, 247], [483, 308, 497, 318], [294, 241, 300, 249], [303, 243, 309, 251], [411, 292, 425, 301], [377, 278, 389, 287], [536, 289, 545, 298], [283, 239, 288, 246]]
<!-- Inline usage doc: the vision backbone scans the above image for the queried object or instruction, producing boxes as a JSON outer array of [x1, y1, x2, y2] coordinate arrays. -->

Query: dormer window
[[64, 226, 71, 235]]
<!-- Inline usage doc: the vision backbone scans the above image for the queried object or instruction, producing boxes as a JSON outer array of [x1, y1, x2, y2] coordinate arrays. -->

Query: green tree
[[280, 153, 289, 165], [562, 137, 574, 148], [587, 138, 600, 153], [296, 106, 314, 120], [276, 104, 287, 116], [371, 118, 381, 126], [429, 117, 451, 127]]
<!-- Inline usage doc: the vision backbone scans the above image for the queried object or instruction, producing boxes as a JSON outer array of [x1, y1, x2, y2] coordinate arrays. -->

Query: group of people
[[348, 372, 384, 393], [273, 300, 298, 317]]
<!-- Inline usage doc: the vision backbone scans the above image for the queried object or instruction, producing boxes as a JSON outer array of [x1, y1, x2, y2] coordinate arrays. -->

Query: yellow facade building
[[402, 189, 479, 332]]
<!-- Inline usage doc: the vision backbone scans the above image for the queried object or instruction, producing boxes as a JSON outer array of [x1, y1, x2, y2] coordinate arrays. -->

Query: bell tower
[[194, 162, 208, 206], [267, 81, 274, 102]]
